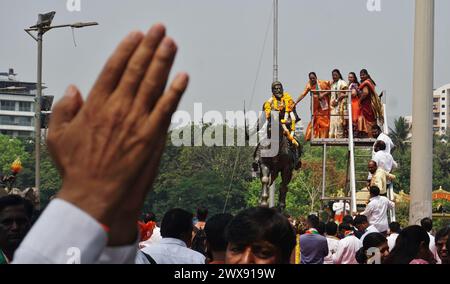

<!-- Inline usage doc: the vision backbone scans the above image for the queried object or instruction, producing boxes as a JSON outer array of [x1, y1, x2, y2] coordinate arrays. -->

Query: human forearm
[[13, 199, 108, 264]]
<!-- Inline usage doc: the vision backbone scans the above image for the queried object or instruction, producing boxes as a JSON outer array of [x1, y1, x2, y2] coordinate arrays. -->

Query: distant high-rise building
[[0, 69, 42, 138], [407, 83, 450, 137], [433, 84, 450, 136]]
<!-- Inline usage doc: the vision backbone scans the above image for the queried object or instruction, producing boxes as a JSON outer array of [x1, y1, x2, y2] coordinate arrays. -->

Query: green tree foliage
[[389, 117, 411, 154], [0, 119, 447, 225]]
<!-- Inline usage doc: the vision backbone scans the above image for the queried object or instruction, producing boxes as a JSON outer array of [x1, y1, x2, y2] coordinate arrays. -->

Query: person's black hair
[[225, 207, 296, 264], [360, 69, 377, 86], [349, 72, 360, 85], [308, 72, 317, 79], [342, 215, 354, 226], [204, 213, 234, 252], [307, 214, 320, 229], [143, 212, 157, 223], [389, 222, 402, 234], [375, 140, 386, 151], [420, 217, 433, 232], [383, 225, 431, 264], [355, 232, 387, 264], [332, 69, 343, 80], [196, 206, 208, 222], [435, 226, 450, 243], [369, 186, 380, 197], [160, 208, 193, 239], [317, 221, 326, 236], [325, 221, 338, 236], [354, 215, 368, 226], [0, 195, 34, 218], [339, 222, 353, 232]]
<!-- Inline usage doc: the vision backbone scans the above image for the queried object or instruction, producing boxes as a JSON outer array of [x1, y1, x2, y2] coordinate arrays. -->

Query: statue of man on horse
[[250, 81, 302, 211]]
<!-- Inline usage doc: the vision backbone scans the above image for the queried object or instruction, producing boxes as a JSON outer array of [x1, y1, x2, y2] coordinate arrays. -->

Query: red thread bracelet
[[100, 223, 111, 234]]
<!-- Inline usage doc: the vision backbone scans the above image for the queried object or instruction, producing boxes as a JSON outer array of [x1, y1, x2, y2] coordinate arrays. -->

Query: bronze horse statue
[[250, 110, 302, 211]]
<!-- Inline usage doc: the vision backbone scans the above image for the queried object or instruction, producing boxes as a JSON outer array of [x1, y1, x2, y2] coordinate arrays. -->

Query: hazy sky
[[1, 0, 449, 127]]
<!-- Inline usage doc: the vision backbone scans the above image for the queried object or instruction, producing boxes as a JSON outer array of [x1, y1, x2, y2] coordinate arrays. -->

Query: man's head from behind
[[389, 222, 402, 234], [0, 195, 33, 258], [196, 207, 208, 222], [325, 221, 338, 237], [374, 140, 386, 153], [369, 186, 381, 198], [306, 214, 320, 230], [225, 207, 296, 264], [143, 212, 157, 223], [420, 217, 433, 233], [160, 208, 193, 246], [204, 214, 234, 256], [338, 223, 353, 237], [342, 215, 354, 226]]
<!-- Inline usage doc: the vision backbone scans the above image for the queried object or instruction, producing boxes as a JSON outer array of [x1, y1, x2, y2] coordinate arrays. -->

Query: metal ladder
[[310, 90, 396, 221]]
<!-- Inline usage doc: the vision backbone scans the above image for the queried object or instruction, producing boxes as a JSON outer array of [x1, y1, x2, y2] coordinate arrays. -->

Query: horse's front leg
[[260, 163, 271, 207], [279, 169, 292, 212]]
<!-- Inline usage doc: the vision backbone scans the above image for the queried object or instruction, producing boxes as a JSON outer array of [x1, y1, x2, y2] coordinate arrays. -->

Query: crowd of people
[[1, 192, 449, 264], [0, 23, 447, 265]]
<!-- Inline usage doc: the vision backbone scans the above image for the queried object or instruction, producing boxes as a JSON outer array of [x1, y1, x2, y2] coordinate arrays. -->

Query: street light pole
[[25, 12, 98, 207], [35, 30, 43, 207], [410, 0, 435, 225]]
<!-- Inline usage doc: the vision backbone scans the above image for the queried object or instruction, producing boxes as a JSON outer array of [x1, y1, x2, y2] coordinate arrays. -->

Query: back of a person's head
[[307, 214, 320, 229], [143, 212, 157, 223], [354, 215, 368, 227], [317, 222, 326, 236], [375, 140, 386, 151], [369, 186, 380, 197], [342, 215, 354, 226], [0, 195, 34, 218], [356, 232, 387, 264], [389, 222, 401, 234], [196, 206, 208, 222], [420, 217, 433, 232], [225, 207, 296, 264], [339, 223, 353, 232], [161, 208, 193, 240], [325, 221, 338, 236], [383, 225, 430, 264], [204, 213, 234, 252]]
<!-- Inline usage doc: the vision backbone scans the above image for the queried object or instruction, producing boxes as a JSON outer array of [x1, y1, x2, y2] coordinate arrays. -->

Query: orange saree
[[302, 80, 331, 141]]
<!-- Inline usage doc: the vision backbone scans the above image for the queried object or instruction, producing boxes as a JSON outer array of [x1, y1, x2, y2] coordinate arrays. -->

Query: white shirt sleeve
[[361, 202, 374, 217], [13, 199, 108, 264], [388, 199, 395, 210], [96, 238, 139, 264]]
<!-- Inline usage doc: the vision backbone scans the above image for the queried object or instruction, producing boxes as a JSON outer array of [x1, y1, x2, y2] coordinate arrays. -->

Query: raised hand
[[47, 24, 188, 244]]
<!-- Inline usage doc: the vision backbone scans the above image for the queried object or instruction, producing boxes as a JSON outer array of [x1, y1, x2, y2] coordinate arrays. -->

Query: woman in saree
[[348, 72, 361, 137], [296, 72, 331, 141], [358, 69, 384, 138]]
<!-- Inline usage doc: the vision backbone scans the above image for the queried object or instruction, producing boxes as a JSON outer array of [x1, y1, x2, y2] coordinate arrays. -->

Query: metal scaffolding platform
[[306, 89, 396, 221]]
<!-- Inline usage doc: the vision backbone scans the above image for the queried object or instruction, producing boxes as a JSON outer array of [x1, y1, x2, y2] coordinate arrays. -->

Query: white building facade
[[0, 69, 37, 138], [433, 84, 450, 136]]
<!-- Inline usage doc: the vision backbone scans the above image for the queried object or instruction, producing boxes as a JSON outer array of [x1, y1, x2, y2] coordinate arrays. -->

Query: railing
[[306, 88, 392, 216]]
